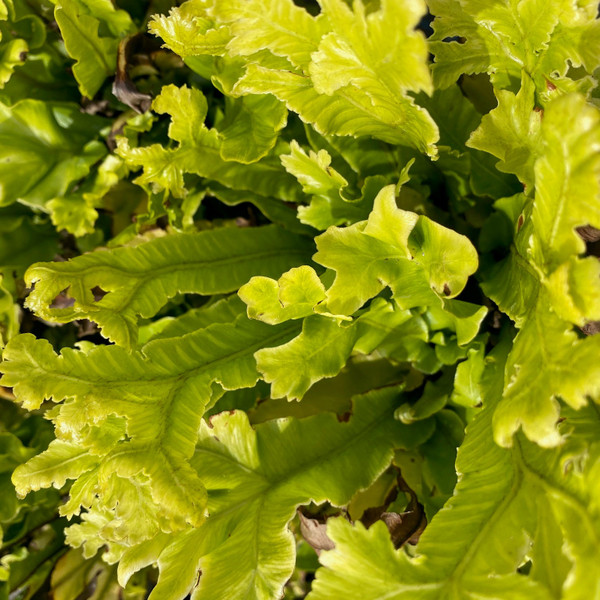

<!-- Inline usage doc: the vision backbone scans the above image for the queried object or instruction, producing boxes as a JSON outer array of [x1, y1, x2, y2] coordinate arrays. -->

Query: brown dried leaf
[[360, 471, 427, 547], [298, 511, 335, 555], [112, 34, 152, 113], [577, 225, 600, 243], [582, 321, 600, 336]]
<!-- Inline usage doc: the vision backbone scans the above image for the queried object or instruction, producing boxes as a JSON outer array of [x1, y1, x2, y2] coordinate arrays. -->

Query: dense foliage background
[[0, 0, 599, 598]]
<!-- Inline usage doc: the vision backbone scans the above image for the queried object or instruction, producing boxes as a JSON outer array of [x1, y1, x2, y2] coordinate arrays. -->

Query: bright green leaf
[[256, 315, 357, 400], [315, 185, 478, 315], [311, 336, 600, 598], [239, 265, 326, 325], [24, 225, 312, 348], [0, 99, 106, 208], [494, 299, 600, 447], [149, 1, 230, 58], [53, 0, 133, 98], [219, 0, 328, 69], [428, 0, 599, 93], [118, 85, 302, 202], [530, 93, 600, 271], [117, 388, 434, 600], [1, 312, 300, 541], [467, 75, 542, 189]]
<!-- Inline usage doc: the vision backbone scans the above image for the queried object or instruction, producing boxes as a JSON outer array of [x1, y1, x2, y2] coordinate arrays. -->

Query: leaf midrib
[[24, 321, 299, 390]]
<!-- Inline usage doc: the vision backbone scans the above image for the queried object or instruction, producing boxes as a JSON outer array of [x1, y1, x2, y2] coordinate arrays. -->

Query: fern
[[150, 0, 439, 154], [116, 389, 434, 600], [1, 0, 599, 598], [310, 336, 600, 599], [24, 225, 312, 348], [2, 302, 301, 543]]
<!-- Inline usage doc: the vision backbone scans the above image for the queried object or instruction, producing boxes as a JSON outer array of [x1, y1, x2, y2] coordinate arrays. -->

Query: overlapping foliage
[[0, 0, 599, 599]]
